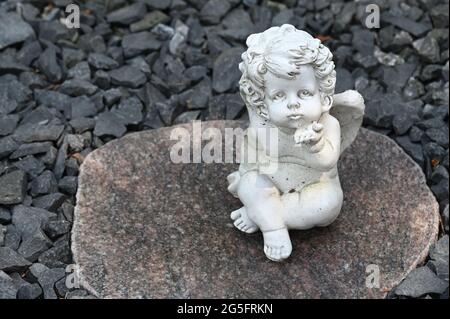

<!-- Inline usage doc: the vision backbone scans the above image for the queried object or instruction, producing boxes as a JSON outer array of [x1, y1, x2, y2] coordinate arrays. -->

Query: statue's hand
[[294, 121, 325, 153]]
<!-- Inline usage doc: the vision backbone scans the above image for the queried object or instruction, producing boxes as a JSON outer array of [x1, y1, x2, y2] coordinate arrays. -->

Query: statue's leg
[[233, 171, 292, 261], [281, 178, 343, 230]]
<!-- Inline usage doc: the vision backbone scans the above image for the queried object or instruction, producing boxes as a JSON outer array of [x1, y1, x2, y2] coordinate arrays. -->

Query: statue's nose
[[287, 102, 300, 110]]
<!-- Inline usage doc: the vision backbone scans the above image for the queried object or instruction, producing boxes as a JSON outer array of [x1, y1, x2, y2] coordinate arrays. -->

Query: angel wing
[[330, 90, 365, 154]]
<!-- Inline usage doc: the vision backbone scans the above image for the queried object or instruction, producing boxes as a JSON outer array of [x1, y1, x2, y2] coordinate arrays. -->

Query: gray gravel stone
[[32, 193, 66, 212], [17, 283, 43, 299], [200, 0, 231, 24], [38, 47, 63, 83], [13, 122, 64, 143], [0, 271, 18, 299], [107, 2, 147, 25], [122, 32, 162, 58], [428, 235, 449, 282], [0, 207, 10, 224], [13, 156, 46, 178], [413, 35, 441, 63], [10, 142, 53, 160], [130, 11, 170, 33], [12, 205, 56, 242], [0, 136, 19, 159], [31, 170, 58, 196], [0, 247, 32, 272], [87, 53, 119, 70], [212, 47, 243, 93], [0, 114, 19, 136], [18, 229, 52, 262], [60, 79, 98, 97], [395, 266, 448, 297], [94, 111, 127, 138], [109, 66, 147, 88], [111, 96, 144, 126], [0, 170, 27, 205], [0, 13, 35, 50]]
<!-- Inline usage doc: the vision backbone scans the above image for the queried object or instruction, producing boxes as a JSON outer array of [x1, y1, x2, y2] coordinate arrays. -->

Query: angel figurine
[[227, 25, 365, 261]]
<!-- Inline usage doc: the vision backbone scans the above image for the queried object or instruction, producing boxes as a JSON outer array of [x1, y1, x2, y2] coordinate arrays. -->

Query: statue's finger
[[312, 122, 323, 132]]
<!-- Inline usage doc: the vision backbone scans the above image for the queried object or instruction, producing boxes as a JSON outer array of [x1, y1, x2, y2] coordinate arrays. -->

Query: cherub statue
[[227, 25, 365, 262]]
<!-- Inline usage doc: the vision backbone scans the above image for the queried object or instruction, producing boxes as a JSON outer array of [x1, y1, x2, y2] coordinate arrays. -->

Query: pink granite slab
[[72, 120, 439, 299]]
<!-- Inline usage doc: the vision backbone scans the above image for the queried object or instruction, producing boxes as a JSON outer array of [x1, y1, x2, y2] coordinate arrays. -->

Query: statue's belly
[[266, 162, 338, 194]]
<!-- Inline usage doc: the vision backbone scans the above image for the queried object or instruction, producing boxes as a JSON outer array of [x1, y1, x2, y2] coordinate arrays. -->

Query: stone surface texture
[[72, 121, 439, 299]]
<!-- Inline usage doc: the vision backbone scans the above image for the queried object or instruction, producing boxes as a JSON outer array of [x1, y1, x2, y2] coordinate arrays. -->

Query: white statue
[[227, 25, 365, 261]]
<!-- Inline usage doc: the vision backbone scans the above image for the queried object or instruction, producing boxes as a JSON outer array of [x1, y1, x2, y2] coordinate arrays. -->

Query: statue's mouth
[[288, 114, 302, 120]]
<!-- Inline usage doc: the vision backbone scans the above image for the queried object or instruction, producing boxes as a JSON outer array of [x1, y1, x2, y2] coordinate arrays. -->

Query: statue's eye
[[273, 91, 285, 100], [299, 90, 312, 98]]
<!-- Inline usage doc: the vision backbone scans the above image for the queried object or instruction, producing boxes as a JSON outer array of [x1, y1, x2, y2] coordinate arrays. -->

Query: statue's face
[[264, 65, 323, 130]]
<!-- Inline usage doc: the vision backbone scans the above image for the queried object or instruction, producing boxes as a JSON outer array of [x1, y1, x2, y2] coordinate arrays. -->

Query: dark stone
[[87, 53, 119, 70], [0, 136, 19, 159], [13, 122, 64, 143], [352, 29, 375, 57], [381, 13, 431, 37], [0, 74, 32, 106], [70, 96, 98, 119], [173, 110, 201, 124], [72, 122, 439, 298], [60, 79, 98, 97], [94, 111, 127, 138], [67, 62, 91, 81], [109, 66, 147, 89], [130, 11, 170, 33], [0, 170, 27, 205], [0, 207, 11, 224], [17, 283, 43, 299], [0, 114, 19, 136], [335, 68, 354, 94], [69, 118, 95, 134], [58, 176, 78, 195], [13, 156, 45, 179], [413, 35, 441, 63], [431, 179, 449, 203], [106, 3, 147, 25], [179, 78, 211, 110], [111, 97, 144, 126], [35, 90, 72, 114], [12, 205, 56, 241], [184, 66, 207, 83], [394, 136, 424, 167], [32, 193, 66, 212], [19, 72, 48, 90], [428, 235, 449, 281], [122, 32, 162, 59], [103, 88, 122, 107], [212, 47, 243, 93], [18, 229, 52, 262], [31, 170, 58, 196], [0, 247, 32, 272], [0, 271, 18, 299], [37, 48, 63, 83], [0, 13, 35, 50], [426, 127, 449, 148], [409, 126, 423, 142], [38, 242, 71, 268], [395, 266, 448, 298], [16, 41, 42, 66], [36, 265, 66, 299], [10, 142, 53, 160], [200, 0, 231, 25], [43, 220, 71, 240], [393, 113, 414, 135]]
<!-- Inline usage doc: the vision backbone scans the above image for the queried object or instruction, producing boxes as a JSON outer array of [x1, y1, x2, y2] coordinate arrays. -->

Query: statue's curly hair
[[239, 24, 336, 117]]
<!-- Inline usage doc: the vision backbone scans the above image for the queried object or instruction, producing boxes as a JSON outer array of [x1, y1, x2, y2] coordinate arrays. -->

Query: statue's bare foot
[[230, 207, 259, 233], [262, 228, 292, 261]]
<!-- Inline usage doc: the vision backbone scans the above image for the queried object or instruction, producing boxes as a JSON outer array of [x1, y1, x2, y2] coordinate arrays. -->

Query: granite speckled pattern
[[72, 120, 439, 299]]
